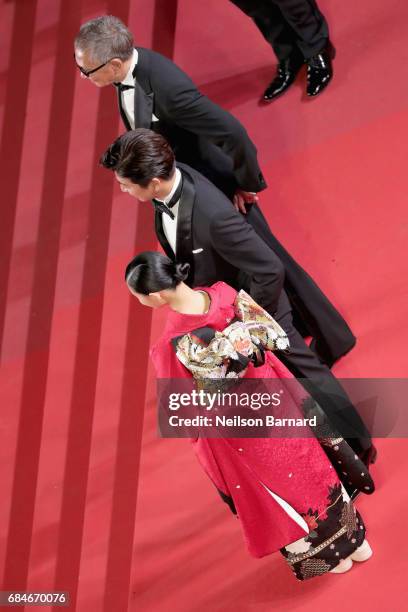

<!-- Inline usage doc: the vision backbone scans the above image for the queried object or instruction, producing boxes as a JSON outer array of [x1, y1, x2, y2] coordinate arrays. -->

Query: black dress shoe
[[263, 56, 304, 102], [306, 44, 335, 97]]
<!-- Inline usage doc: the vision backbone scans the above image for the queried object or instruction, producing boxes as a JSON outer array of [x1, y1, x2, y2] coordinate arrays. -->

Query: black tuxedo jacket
[[117, 47, 266, 198], [155, 163, 356, 366], [156, 163, 284, 315]]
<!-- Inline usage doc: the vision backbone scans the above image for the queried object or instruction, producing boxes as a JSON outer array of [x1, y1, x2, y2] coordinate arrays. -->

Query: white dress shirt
[[155, 168, 182, 255], [119, 48, 159, 128]]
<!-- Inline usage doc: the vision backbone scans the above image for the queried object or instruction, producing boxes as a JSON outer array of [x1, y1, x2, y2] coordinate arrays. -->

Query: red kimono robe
[[150, 281, 356, 559]]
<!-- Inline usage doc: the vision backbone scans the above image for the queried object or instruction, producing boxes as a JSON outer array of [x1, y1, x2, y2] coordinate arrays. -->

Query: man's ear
[[151, 177, 162, 194], [110, 58, 124, 72]]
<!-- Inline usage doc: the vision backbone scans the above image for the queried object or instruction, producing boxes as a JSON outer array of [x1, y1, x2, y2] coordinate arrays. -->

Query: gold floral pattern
[[280, 484, 366, 580], [175, 289, 290, 380]]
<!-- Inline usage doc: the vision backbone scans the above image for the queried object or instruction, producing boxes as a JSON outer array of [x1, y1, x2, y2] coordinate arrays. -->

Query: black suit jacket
[[117, 47, 267, 197], [156, 163, 286, 315]]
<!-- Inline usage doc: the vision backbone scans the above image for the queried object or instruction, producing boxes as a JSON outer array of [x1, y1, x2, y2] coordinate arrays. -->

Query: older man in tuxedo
[[99, 128, 377, 476]]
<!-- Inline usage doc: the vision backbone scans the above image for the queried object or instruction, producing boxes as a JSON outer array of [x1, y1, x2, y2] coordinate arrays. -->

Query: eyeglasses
[[73, 53, 113, 77]]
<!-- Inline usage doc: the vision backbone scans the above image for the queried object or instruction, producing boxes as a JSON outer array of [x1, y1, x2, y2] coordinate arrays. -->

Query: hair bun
[[174, 262, 190, 282], [99, 142, 120, 168]]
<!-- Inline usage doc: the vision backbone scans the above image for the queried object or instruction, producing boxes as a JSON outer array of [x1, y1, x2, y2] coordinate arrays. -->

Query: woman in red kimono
[[126, 251, 374, 581]]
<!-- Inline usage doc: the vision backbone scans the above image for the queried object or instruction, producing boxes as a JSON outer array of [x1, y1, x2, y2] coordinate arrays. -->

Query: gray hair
[[74, 15, 134, 63]]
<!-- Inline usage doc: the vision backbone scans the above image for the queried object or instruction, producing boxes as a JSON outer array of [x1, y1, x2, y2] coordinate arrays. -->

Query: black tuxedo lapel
[[154, 212, 175, 261], [116, 87, 132, 131], [132, 48, 155, 128], [153, 168, 196, 285], [133, 81, 154, 128], [115, 48, 155, 130], [175, 168, 195, 284]]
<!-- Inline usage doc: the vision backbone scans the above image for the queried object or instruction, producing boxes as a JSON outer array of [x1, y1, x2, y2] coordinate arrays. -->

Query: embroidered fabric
[[280, 483, 366, 580], [173, 289, 290, 381]]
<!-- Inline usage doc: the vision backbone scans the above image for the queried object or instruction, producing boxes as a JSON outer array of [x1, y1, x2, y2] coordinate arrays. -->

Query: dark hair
[[100, 129, 175, 187], [125, 251, 190, 295], [74, 15, 134, 63]]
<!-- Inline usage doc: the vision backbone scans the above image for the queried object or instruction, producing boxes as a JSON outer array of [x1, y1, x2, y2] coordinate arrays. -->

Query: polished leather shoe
[[306, 44, 335, 97], [263, 56, 304, 102]]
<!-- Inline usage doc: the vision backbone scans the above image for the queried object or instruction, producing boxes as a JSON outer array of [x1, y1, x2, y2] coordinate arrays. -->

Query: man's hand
[[233, 190, 259, 214]]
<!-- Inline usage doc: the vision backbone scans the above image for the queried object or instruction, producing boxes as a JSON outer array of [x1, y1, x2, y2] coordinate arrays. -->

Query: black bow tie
[[152, 174, 183, 220], [152, 200, 175, 219], [114, 82, 135, 93]]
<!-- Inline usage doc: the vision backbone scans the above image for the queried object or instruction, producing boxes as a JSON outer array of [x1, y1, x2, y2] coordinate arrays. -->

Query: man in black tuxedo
[[100, 128, 376, 472], [74, 15, 355, 370], [230, 0, 335, 101]]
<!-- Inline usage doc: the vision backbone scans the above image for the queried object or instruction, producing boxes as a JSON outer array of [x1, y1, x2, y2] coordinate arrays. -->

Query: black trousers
[[230, 0, 329, 61], [273, 290, 372, 458]]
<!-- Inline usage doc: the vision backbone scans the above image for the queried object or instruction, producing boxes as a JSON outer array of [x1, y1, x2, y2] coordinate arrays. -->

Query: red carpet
[[1, 0, 407, 610]]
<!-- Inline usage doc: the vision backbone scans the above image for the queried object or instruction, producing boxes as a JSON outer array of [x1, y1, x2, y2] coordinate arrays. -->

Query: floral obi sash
[[171, 289, 290, 380]]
